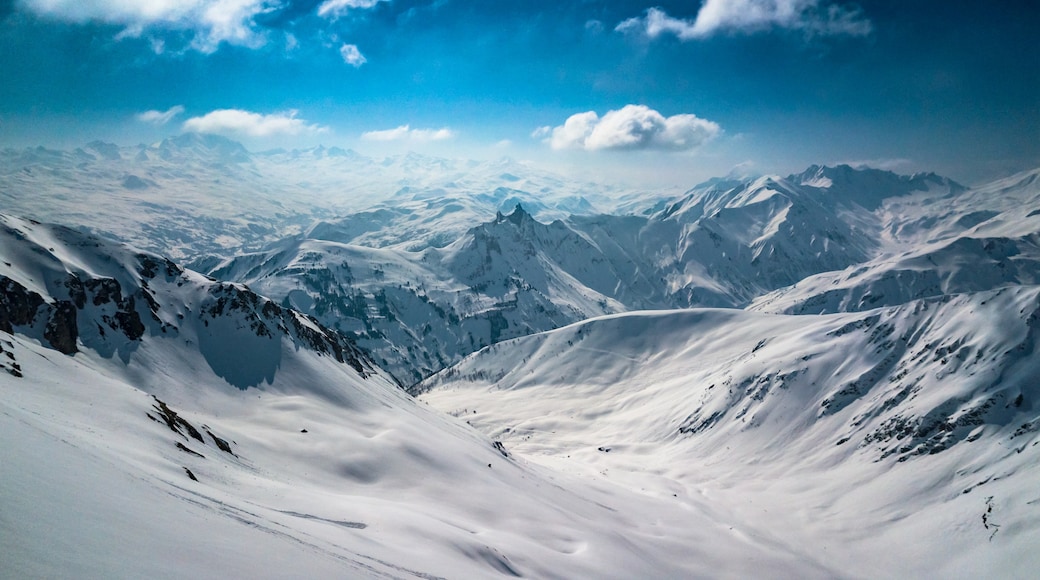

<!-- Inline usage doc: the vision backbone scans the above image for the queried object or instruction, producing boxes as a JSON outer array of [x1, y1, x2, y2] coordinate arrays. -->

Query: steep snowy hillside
[[418, 292, 1040, 578], [0, 213, 837, 578]]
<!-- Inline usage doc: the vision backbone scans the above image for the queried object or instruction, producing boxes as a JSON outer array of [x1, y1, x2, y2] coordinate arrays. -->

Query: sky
[[0, 0, 1037, 187]]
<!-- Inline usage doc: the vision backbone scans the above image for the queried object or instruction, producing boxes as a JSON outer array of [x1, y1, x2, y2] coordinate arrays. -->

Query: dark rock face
[[0, 272, 149, 355], [43, 300, 79, 354], [64, 274, 86, 309], [202, 283, 370, 377], [0, 276, 45, 334], [136, 254, 183, 280]]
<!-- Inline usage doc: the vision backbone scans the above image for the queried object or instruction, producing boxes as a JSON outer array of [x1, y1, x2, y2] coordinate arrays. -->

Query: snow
[[0, 217, 838, 578], [419, 292, 1040, 577], [0, 307, 834, 578], [2, 143, 1040, 577]]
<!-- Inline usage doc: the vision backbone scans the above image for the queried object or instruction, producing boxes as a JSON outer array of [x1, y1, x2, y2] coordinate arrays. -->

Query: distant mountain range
[[0, 133, 658, 260]]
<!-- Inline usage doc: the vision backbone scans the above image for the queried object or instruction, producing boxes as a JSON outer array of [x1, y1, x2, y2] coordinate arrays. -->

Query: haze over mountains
[[0, 134, 656, 260], [2, 136, 1039, 578]]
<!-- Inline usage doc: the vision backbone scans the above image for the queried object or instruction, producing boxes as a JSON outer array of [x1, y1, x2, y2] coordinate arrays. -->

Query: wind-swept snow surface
[[419, 294, 1040, 578], [0, 214, 836, 578]]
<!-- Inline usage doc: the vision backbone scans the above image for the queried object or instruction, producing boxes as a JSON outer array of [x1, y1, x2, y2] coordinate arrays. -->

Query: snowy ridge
[[206, 205, 630, 383], [751, 167, 1040, 314], [0, 213, 373, 387]]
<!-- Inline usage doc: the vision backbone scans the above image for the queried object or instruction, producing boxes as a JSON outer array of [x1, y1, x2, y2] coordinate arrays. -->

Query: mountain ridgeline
[[204, 163, 1027, 384], [0, 214, 373, 389]]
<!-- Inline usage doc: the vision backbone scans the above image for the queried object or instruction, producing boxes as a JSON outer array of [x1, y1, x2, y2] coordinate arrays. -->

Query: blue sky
[[0, 0, 1037, 186]]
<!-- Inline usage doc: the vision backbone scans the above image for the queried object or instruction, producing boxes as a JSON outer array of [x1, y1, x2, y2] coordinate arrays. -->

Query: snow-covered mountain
[[203, 163, 993, 384], [0, 213, 374, 386], [204, 205, 630, 383], [751, 167, 1040, 314], [1, 213, 841, 578], [4, 141, 1040, 577], [417, 289, 1040, 577]]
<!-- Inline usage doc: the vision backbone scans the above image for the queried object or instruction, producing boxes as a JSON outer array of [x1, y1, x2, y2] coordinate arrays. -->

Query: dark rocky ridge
[[0, 215, 376, 384]]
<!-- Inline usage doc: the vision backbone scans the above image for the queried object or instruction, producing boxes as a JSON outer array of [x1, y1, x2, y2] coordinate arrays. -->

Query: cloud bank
[[17, 0, 389, 53], [536, 105, 720, 152], [182, 109, 328, 137], [136, 105, 185, 126], [362, 125, 455, 142], [18, 0, 280, 52], [617, 1, 872, 40]]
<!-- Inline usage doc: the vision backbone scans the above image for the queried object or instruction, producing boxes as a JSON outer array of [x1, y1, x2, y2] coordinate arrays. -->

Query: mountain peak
[[506, 203, 529, 225], [85, 140, 122, 161], [789, 164, 958, 210], [156, 133, 251, 163], [494, 203, 531, 226]]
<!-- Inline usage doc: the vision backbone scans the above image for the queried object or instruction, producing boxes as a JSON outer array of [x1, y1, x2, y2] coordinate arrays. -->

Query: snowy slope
[[750, 167, 1040, 314], [0, 213, 847, 578], [418, 292, 1040, 577]]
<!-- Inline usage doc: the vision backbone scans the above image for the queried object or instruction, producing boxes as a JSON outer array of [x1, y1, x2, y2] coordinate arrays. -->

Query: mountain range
[[2, 137, 1039, 578]]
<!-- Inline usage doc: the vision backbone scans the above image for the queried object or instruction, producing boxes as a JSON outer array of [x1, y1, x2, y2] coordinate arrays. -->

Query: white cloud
[[182, 109, 328, 137], [840, 158, 914, 171], [18, 0, 282, 53], [339, 43, 367, 67], [540, 105, 720, 152], [361, 125, 455, 142], [136, 105, 185, 126], [317, 0, 389, 19], [531, 126, 552, 139], [616, 1, 871, 40]]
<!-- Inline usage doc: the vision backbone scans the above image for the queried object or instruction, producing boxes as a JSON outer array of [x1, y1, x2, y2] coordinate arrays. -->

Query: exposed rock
[[206, 430, 235, 456], [151, 397, 205, 444], [43, 301, 78, 354], [0, 276, 45, 333], [176, 442, 205, 458]]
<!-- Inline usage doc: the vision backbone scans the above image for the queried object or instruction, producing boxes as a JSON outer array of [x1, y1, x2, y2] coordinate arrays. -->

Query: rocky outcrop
[[43, 300, 79, 354], [1, 253, 372, 380], [0, 276, 45, 334]]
